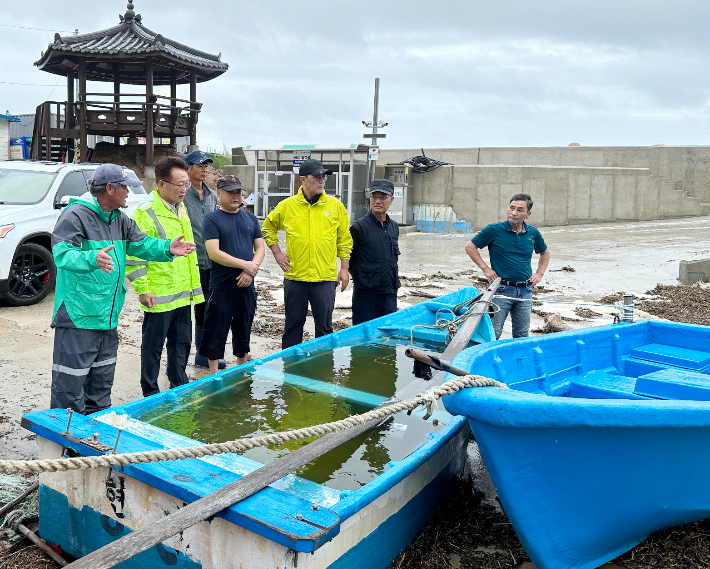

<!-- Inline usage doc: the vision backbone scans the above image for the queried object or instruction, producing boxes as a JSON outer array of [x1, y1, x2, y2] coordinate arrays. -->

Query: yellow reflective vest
[[262, 188, 353, 282], [126, 191, 204, 313]]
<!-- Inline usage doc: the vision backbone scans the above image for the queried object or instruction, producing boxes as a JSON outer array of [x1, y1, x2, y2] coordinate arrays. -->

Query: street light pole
[[363, 78, 387, 187]]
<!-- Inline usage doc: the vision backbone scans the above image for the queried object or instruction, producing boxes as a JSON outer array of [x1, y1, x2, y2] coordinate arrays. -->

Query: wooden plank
[[67, 285, 500, 569]]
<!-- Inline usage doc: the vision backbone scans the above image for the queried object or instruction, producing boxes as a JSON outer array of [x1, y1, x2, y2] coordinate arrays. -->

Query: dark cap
[[92, 163, 143, 187], [369, 179, 395, 195], [299, 158, 332, 177], [217, 175, 244, 192], [183, 150, 213, 165]]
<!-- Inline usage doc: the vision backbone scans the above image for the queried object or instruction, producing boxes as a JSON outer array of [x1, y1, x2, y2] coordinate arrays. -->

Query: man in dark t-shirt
[[199, 176, 265, 373], [465, 193, 550, 339]]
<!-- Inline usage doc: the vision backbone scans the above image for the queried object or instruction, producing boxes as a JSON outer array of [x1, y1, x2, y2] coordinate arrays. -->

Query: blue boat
[[442, 319, 710, 569], [22, 286, 495, 569]]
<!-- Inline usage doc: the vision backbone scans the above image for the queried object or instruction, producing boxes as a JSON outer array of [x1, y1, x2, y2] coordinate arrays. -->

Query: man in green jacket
[[51, 163, 195, 415], [126, 156, 204, 397], [262, 158, 353, 348]]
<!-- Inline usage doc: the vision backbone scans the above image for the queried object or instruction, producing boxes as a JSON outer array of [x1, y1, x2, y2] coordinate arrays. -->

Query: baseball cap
[[92, 163, 143, 187], [299, 158, 333, 177], [183, 150, 214, 165], [369, 179, 395, 195], [217, 175, 244, 192]]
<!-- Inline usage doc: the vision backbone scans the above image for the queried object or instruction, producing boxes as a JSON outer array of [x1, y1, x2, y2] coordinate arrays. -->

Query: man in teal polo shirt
[[465, 193, 550, 339]]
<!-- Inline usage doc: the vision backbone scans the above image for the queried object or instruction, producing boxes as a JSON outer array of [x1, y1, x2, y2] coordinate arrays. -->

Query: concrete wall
[[232, 145, 710, 230], [0, 119, 9, 160]]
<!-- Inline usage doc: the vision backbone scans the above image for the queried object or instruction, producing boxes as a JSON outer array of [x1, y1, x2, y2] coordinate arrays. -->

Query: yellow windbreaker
[[125, 191, 204, 312], [261, 188, 353, 282]]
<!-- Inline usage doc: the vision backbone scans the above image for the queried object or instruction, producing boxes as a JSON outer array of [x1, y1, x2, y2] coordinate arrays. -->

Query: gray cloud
[[2, 0, 710, 153]]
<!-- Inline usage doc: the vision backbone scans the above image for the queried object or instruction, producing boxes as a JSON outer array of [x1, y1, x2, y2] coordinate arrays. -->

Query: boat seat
[[630, 344, 710, 371], [634, 368, 710, 400], [566, 370, 649, 400]]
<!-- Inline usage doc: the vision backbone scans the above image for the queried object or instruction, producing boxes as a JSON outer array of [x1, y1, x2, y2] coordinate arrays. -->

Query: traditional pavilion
[[31, 1, 228, 169]]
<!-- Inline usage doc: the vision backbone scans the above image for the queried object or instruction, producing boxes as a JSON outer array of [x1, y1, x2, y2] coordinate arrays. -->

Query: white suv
[[0, 161, 146, 306]]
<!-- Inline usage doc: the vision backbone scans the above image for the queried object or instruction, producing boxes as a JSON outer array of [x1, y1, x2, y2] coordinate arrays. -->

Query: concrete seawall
[[227, 145, 710, 230]]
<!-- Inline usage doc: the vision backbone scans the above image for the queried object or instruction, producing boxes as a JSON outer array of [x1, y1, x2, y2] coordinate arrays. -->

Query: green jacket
[[51, 193, 174, 330], [126, 191, 204, 312], [261, 188, 353, 282]]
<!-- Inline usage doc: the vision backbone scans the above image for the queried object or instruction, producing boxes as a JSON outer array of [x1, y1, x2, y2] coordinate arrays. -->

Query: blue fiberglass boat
[[22, 287, 494, 569], [442, 319, 710, 569]]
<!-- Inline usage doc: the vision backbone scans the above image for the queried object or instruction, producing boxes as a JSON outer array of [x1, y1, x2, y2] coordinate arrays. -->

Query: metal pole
[[367, 78, 380, 186], [347, 149, 354, 220], [253, 150, 260, 218]]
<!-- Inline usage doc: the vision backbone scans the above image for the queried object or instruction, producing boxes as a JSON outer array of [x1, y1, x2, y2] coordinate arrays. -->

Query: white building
[[0, 112, 20, 159]]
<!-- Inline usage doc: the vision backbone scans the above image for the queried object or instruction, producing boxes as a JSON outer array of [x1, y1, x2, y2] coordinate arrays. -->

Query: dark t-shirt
[[471, 221, 547, 282], [202, 209, 262, 290]]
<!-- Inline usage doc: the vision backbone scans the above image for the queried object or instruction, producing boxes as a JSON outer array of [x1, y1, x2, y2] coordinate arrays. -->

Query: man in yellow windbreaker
[[262, 158, 353, 349], [126, 156, 204, 396]]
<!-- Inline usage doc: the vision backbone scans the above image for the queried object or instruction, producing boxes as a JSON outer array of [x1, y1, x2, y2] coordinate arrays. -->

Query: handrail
[[81, 92, 198, 105]]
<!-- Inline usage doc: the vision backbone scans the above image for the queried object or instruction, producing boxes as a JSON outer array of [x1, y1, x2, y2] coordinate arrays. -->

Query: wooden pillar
[[78, 57, 87, 164], [66, 70, 75, 162], [170, 69, 177, 146], [145, 57, 154, 168], [189, 70, 197, 147], [113, 63, 121, 146]]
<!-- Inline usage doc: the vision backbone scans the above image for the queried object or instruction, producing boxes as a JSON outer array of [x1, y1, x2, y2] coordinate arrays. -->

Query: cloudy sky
[[2, 0, 710, 153]]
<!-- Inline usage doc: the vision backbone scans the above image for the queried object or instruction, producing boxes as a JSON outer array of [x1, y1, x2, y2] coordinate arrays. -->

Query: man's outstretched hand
[[97, 245, 115, 274], [170, 235, 196, 256]]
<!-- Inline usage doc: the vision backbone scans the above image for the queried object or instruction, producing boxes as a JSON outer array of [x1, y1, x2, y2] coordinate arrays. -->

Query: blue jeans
[[491, 284, 533, 339]]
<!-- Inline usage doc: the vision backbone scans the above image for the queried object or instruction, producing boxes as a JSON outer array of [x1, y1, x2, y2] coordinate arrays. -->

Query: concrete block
[[223, 165, 255, 191], [517, 148, 560, 166], [679, 259, 710, 284], [231, 147, 248, 165], [543, 177, 569, 226], [475, 183, 501, 228], [522, 176, 546, 222], [590, 175, 614, 220], [612, 175, 637, 220], [568, 173, 592, 221], [636, 176, 659, 220], [558, 148, 605, 167]]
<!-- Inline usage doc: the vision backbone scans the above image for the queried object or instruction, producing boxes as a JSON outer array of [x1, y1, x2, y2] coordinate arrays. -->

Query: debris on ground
[[552, 266, 576, 272], [598, 292, 641, 305], [532, 313, 573, 334], [251, 316, 284, 340], [408, 290, 440, 299], [393, 479, 530, 569], [332, 318, 352, 332], [636, 284, 710, 326], [0, 541, 60, 569], [574, 307, 603, 319], [614, 520, 710, 568]]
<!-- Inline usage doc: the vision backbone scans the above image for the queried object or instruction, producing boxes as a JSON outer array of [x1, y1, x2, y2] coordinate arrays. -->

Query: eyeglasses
[[162, 180, 191, 190], [370, 193, 391, 201], [310, 174, 328, 182]]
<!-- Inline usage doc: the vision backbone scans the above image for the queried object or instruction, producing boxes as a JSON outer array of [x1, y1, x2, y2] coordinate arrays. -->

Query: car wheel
[[3, 243, 56, 306]]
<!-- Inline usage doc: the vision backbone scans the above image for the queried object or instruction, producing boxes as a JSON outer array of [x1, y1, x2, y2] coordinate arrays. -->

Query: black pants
[[282, 279, 337, 349], [141, 305, 192, 397], [352, 290, 398, 325], [51, 327, 118, 415], [200, 288, 257, 360], [194, 268, 211, 327]]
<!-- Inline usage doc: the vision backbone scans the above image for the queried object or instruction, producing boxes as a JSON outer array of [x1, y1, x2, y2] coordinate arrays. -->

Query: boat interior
[[461, 320, 710, 402]]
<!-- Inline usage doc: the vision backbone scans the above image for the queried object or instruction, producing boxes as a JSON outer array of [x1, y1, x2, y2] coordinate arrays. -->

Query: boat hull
[[23, 287, 492, 568], [443, 320, 710, 569]]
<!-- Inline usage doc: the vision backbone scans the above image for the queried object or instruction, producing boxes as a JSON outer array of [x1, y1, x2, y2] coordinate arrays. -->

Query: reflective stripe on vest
[[127, 267, 148, 282], [152, 287, 203, 306], [125, 260, 148, 266], [145, 208, 166, 239]]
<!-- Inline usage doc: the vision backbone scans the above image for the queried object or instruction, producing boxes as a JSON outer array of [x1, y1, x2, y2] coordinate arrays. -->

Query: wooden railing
[[30, 94, 202, 160]]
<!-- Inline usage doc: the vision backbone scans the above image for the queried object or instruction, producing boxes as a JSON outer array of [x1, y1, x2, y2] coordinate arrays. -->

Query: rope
[[0, 375, 506, 475]]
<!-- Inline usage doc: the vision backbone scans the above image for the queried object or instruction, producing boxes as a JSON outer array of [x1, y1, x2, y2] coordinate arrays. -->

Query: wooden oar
[[67, 279, 501, 569]]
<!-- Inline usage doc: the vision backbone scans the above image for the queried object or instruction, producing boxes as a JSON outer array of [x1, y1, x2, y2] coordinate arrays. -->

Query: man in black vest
[[349, 179, 400, 325]]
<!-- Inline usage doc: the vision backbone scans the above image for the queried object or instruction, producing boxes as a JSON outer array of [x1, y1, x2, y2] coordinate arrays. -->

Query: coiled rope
[[0, 375, 505, 475]]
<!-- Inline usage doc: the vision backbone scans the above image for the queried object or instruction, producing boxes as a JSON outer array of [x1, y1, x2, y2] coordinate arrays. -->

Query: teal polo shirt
[[471, 221, 547, 282]]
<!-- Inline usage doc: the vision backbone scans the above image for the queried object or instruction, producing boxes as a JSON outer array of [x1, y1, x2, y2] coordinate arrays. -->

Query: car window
[[125, 170, 147, 194], [55, 171, 89, 204], [0, 169, 58, 205], [81, 169, 96, 189]]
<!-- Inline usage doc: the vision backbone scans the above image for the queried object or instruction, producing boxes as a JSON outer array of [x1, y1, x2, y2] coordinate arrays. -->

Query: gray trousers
[[51, 327, 119, 415]]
